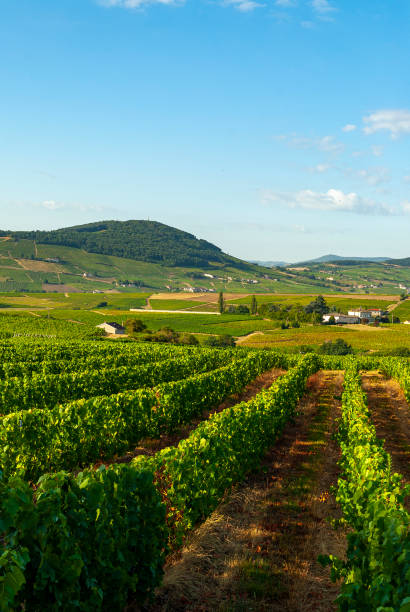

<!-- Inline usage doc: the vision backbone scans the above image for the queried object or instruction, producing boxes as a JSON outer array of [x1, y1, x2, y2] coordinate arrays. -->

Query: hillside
[[0, 220, 408, 294], [1, 220, 249, 269]]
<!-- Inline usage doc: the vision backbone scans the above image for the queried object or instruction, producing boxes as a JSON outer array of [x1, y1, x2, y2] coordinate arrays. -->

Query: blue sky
[[1, 0, 409, 261]]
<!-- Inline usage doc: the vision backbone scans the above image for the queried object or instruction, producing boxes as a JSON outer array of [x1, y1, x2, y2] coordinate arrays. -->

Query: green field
[[1, 296, 409, 353], [228, 293, 398, 311], [240, 323, 410, 353], [393, 298, 410, 321]]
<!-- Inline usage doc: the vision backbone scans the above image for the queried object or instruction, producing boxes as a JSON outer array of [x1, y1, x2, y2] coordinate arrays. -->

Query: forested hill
[[0, 220, 251, 269]]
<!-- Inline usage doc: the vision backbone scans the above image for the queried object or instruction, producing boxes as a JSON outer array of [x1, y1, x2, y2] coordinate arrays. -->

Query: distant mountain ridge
[[297, 254, 392, 265], [251, 260, 289, 268]]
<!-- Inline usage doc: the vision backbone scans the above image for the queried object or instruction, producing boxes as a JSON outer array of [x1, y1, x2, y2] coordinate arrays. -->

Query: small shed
[[97, 322, 125, 335]]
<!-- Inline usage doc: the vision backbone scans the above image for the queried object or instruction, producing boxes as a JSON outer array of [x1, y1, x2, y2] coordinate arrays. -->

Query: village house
[[347, 308, 387, 323], [96, 322, 125, 335], [323, 313, 360, 324]]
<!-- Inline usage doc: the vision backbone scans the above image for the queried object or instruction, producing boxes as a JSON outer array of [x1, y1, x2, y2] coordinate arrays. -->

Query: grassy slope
[[393, 298, 410, 321], [1, 236, 408, 294]]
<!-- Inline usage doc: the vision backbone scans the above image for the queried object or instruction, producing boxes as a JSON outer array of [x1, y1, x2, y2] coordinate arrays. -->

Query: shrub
[[179, 333, 199, 346], [318, 338, 353, 355], [203, 334, 235, 347]]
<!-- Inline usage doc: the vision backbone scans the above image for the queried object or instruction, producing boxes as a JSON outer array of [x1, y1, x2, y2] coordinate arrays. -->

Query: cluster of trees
[[258, 295, 329, 326], [125, 319, 235, 347], [5, 221, 252, 269], [218, 293, 258, 315]]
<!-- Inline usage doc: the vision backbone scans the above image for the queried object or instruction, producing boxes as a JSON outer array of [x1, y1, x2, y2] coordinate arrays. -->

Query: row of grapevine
[[0, 348, 235, 413], [0, 342, 206, 378], [320, 362, 410, 611], [379, 356, 410, 403], [0, 351, 288, 481], [0, 337, 210, 364], [0, 353, 317, 611]]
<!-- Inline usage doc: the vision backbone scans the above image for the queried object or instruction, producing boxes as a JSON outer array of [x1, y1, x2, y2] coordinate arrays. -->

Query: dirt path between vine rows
[[362, 372, 410, 508], [103, 368, 286, 468], [138, 371, 346, 612]]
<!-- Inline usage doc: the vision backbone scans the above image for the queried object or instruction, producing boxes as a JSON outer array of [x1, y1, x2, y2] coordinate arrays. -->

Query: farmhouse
[[96, 322, 125, 335], [323, 313, 360, 324], [348, 308, 386, 323]]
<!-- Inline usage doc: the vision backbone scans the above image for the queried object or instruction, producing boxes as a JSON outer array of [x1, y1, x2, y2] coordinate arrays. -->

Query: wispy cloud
[[279, 133, 344, 155], [342, 124, 356, 132], [34, 200, 108, 213], [402, 201, 410, 214], [275, 0, 297, 6], [310, 0, 337, 18], [311, 0, 336, 13], [262, 187, 394, 215], [41, 200, 64, 211], [371, 145, 383, 157], [98, 0, 184, 9], [355, 167, 390, 186], [222, 0, 264, 11], [363, 109, 410, 139], [309, 163, 331, 173]]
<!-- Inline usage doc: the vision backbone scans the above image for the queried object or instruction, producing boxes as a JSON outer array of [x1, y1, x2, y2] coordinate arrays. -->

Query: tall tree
[[304, 295, 329, 315], [218, 291, 224, 314], [250, 295, 257, 315]]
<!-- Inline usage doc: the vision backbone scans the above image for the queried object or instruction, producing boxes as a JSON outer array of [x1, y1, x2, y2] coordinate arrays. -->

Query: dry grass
[[138, 372, 346, 612]]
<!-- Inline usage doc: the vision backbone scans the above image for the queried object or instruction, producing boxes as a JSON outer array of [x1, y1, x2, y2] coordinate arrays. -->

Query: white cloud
[[403, 174, 410, 184], [363, 109, 410, 139], [402, 201, 410, 214], [342, 124, 356, 132], [98, 0, 184, 8], [262, 187, 393, 215], [222, 0, 264, 10], [275, 0, 296, 6]]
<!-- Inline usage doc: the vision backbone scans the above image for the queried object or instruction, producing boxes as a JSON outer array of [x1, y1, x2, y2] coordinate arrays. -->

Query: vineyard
[[0, 338, 409, 611]]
